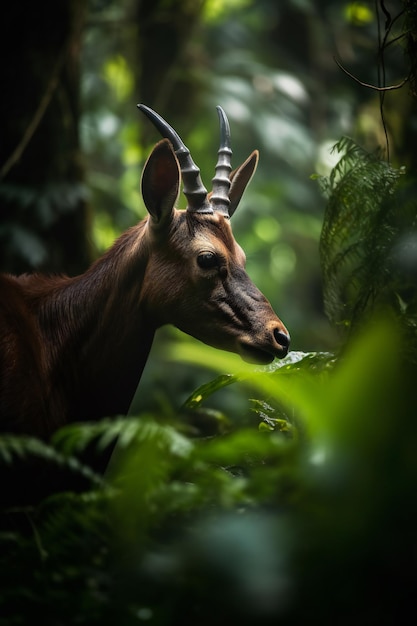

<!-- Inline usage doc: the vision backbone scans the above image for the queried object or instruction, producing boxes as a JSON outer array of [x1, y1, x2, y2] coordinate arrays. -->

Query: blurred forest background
[[2, 0, 415, 412]]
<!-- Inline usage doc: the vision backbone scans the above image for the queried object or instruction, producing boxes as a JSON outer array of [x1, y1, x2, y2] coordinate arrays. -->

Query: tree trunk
[[135, 0, 206, 140], [0, 0, 90, 275]]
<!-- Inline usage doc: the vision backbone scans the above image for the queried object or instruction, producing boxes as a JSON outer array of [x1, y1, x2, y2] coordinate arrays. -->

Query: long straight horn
[[137, 104, 212, 214], [211, 106, 232, 218]]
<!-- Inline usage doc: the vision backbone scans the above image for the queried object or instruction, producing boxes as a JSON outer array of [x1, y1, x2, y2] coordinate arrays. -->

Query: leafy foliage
[[0, 181, 88, 270], [317, 137, 417, 348], [2, 321, 417, 624]]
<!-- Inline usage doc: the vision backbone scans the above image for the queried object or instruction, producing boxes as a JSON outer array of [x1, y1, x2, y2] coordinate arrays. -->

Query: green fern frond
[[53, 416, 193, 460], [38, 490, 111, 554], [0, 434, 103, 493], [317, 137, 415, 333]]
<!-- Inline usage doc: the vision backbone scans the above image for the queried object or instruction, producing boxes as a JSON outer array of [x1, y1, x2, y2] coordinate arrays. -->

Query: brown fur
[[0, 139, 289, 439]]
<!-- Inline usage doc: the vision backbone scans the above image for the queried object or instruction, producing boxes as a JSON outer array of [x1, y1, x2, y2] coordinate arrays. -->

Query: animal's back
[[0, 275, 50, 437]]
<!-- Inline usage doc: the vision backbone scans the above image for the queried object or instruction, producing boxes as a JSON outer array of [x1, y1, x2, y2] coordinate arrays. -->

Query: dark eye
[[197, 251, 218, 270]]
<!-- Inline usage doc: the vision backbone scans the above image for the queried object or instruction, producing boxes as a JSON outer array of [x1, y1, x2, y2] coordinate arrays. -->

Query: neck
[[35, 221, 155, 424]]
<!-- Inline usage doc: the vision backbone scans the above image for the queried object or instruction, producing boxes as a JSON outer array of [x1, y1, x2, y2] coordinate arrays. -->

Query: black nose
[[274, 328, 290, 354]]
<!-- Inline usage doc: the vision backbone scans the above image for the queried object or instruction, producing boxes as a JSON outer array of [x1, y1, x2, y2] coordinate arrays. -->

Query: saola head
[[137, 104, 290, 364]]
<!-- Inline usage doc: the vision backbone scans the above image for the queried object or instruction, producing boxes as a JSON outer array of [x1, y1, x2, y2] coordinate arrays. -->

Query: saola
[[0, 105, 290, 439]]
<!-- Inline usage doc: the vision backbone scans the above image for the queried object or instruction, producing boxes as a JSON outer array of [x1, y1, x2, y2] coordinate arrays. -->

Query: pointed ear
[[228, 150, 259, 217], [141, 139, 180, 227]]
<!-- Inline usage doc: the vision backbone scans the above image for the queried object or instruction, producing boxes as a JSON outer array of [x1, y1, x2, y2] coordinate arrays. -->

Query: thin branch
[[376, 0, 389, 160], [380, 0, 392, 29], [385, 29, 411, 49], [333, 56, 409, 92]]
